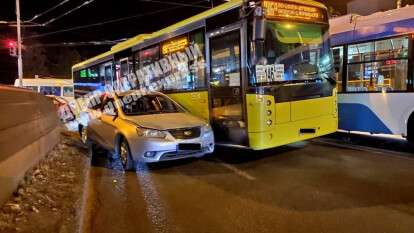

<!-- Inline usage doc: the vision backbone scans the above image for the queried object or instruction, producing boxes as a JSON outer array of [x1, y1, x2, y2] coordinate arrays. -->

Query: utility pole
[[16, 0, 23, 87]]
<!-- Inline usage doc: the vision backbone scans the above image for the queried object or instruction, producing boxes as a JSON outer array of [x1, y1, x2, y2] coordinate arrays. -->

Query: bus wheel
[[408, 114, 414, 144]]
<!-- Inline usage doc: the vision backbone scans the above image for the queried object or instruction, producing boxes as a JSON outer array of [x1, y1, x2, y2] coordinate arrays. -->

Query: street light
[[16, 0, 23, 87]]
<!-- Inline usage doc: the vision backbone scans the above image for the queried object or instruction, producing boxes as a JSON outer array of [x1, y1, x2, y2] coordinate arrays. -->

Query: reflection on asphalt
[[86, 139, 414, 233], [325, 132, 414, 155], [135, 163, 168, 233]]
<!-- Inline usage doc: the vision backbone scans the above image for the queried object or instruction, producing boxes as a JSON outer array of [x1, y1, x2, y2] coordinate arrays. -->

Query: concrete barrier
[[0, 85, 61, 205]]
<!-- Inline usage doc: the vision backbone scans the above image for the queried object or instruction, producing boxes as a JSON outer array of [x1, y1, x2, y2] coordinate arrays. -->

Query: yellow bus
[[72, 0, 338, 150]]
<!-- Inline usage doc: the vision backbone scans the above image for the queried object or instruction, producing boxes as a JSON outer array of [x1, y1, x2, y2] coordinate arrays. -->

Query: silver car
[[86, 91, 215, 169]]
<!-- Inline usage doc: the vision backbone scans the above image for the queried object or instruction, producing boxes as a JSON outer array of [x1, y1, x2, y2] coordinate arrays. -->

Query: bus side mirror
[[253, 7, 266, 41]]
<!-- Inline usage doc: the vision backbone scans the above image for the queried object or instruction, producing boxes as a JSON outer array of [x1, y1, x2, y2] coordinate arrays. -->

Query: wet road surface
[[84, 139, 414, 233]]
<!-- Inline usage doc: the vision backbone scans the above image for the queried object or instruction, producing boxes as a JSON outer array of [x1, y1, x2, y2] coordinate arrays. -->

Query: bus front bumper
[[248, 114, 338, 150]]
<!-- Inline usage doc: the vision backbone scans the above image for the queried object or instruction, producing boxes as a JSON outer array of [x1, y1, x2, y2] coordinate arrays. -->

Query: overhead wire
[[24, 0, 208, 39], [138, 0, 210, 9], [26, 0, 72, 22], [27, 39, 128, 47], [41, 0, 96, 26]]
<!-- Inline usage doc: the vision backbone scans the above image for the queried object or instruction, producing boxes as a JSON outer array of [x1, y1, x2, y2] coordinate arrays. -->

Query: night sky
[[0, 0, 399, 84]]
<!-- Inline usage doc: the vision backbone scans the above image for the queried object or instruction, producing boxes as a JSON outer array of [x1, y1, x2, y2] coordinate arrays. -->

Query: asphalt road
[[83, 138, 414, 233]]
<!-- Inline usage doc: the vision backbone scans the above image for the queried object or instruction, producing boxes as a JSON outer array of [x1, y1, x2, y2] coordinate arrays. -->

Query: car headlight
[[137, 128, 167, 139], [202, 124, 213, 134]]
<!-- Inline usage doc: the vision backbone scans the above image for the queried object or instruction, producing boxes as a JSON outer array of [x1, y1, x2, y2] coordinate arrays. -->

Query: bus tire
[[407, 114, 414, 144]]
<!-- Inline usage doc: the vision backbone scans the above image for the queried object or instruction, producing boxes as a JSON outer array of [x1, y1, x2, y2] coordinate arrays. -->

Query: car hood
[[123, 112, 205, 130]]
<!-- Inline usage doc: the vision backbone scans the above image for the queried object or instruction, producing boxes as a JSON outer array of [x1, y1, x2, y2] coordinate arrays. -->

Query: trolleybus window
[[346, 36, 409, 92], [257, 21, 332, 84]]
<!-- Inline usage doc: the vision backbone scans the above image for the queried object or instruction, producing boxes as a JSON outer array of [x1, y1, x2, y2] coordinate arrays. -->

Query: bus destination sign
[[162, 37, 189, 55], [263, 1, 325, 23]]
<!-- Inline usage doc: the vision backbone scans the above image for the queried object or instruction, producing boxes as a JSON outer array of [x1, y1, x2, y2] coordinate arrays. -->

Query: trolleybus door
[[207, 26, 247, 145]]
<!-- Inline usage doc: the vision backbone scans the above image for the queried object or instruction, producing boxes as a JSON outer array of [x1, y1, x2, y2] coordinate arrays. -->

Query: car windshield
[[122, 95, 183, 115], [253, 21, 333, 84]]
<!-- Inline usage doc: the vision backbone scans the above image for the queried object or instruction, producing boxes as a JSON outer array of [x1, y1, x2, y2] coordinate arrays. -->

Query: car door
[[90, 97, 119, 150]]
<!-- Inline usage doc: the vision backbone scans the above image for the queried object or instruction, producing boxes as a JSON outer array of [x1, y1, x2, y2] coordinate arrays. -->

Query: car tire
[[80, 126, 88, 144], [407, 115, 414, 144], [119, 138, 135, 171], [88, 140, 97, 158]]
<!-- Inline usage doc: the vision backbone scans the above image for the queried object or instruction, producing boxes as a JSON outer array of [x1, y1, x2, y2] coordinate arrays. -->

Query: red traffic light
[[6, 40, 16, 48]]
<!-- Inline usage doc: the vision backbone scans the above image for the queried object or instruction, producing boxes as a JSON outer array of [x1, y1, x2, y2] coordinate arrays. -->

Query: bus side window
[[25, 86, 39, 92], [40, 86, 61, 96], [105, 64, 114, 86], [63, 86, 74, 97]]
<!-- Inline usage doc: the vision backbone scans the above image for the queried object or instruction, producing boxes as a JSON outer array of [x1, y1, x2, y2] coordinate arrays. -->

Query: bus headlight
[[267, 120, 273, 126], [267, 110, 272, 116], [137, 128, 167, 138], [266, 100, 272, 106]]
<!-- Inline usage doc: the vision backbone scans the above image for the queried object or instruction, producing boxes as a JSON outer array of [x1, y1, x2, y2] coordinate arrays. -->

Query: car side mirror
[[103, 108, 117, 117]]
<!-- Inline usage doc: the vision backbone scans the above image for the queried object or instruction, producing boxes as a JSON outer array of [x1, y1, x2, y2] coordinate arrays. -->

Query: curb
[[77, 153, 92, 233]]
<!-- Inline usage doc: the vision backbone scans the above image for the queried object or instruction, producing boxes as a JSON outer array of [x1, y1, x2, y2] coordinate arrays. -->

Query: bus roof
[[14, 78, 73, 86], [72, 0, 327, 70], [330, 5, 414, 46]]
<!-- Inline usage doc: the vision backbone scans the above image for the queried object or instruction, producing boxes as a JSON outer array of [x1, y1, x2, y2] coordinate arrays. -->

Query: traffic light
[[6, 40, 17, 57]]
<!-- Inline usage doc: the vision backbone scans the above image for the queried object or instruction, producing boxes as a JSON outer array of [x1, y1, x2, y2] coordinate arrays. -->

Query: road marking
[[314, 139, 414, 161], [215, 159, 256, 181]]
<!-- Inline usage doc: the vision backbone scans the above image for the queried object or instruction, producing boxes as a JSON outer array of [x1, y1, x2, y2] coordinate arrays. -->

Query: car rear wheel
[[119, 139, 135, 171]]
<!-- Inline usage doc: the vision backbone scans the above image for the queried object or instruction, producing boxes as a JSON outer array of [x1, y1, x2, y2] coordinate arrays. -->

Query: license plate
[[178, 143, 201, 151]]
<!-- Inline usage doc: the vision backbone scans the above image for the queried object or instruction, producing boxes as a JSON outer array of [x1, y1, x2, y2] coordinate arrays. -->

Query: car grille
[[169, 127, 201, 139]]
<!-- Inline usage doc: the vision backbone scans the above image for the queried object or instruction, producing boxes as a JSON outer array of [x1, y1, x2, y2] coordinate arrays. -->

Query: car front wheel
[[119, 139, 135, 171], [80, 126, 88, 144]]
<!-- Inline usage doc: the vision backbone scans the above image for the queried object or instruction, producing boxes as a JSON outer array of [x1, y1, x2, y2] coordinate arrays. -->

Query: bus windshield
[[255, 21, 333, 84]]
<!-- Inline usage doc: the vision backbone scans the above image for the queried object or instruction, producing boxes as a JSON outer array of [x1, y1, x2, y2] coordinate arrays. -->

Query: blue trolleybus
[[330, 5, 414, 143]]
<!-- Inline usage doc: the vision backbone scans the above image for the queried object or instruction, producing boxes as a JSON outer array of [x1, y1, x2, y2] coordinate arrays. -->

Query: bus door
[[115, 57, 133, 90], [104, 62, 114, 87], [207, 25, 248, 146]]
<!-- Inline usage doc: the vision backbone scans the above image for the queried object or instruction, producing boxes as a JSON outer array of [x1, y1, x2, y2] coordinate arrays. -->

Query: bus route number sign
[[256, 64, 284, 83], [263, 1, 325, 23]]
